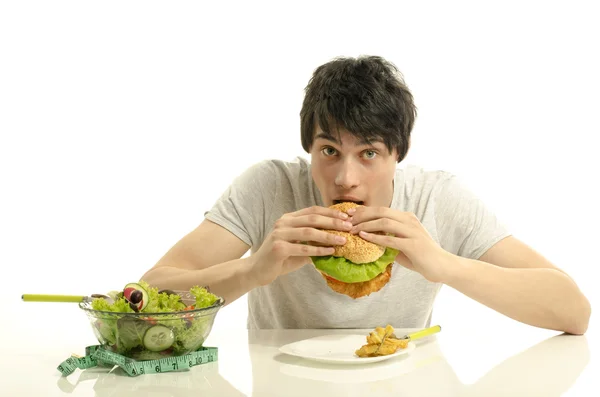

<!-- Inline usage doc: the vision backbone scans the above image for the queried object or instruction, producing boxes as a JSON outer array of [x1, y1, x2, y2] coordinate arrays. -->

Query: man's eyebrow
[[314, 132, 383, 147], [314, 132, 340, 144]]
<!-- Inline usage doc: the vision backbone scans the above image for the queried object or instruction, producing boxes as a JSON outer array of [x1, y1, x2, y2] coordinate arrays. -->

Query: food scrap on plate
[[355, 324, 409, 357]]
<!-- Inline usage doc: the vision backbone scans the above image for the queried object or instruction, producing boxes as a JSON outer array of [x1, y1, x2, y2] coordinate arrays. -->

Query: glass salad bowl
[[78, 285, 224, 361]]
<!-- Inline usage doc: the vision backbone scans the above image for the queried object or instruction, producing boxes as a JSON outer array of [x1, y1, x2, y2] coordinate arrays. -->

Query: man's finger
[[358, 230, 406, 251], [348, 207, 412, 225], [282, 227, 348, 246], [286, 214, 354, 233], [287, 241, 336, 257], [350, 218, 412, 238]]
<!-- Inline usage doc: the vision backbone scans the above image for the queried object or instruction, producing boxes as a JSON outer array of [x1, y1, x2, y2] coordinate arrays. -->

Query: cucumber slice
[[143, 325, 175, 352], [123, 282, 149, 311]]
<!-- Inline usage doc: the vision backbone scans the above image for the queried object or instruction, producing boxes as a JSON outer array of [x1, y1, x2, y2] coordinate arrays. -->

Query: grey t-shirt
[[205, 156, 511, 329]]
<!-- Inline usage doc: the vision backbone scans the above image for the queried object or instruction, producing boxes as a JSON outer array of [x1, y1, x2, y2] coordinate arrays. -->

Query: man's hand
[[249, 206, 354, 286], [347, 206, 452, 283]]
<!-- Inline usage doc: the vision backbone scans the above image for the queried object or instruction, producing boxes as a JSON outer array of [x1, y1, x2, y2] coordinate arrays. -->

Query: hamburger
[[310, 202, 399, 299]]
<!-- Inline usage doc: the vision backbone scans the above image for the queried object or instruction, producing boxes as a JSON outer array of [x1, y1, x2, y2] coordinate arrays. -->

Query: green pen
[[21, 293, 114, 304], [396, 324, 442, 341]]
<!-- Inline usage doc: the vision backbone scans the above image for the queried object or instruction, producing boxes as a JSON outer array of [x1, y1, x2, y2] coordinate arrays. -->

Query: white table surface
[[2, 303, 597, 397]]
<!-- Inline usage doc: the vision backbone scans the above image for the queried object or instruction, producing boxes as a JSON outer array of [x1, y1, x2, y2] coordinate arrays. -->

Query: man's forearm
[[443, 255, 591, 335], [140, 257, 260, 306]]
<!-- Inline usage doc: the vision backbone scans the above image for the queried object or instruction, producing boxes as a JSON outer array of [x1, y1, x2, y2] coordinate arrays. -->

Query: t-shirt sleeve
[[434, 174, 512, 260], [203, 160, 277, 248]]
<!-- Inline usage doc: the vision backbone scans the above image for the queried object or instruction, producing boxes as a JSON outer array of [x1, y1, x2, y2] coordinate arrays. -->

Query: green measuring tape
[[58, 345, 218, 377]]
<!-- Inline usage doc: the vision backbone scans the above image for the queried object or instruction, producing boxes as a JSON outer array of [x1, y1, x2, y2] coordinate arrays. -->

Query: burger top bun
[[325, 202, 385, 264]]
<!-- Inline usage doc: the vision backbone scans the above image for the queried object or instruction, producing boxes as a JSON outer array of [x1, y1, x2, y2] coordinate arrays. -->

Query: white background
[[1, 0, 598, 387]]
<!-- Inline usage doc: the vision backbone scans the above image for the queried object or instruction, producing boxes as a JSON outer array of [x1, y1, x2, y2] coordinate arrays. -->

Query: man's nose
[[335, 161, 360, 189]]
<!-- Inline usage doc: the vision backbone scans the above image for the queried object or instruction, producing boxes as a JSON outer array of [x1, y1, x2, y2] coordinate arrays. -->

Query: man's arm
[[140, 219, 258, 306], [444, 236, 591, 335], [347, 207, 592, 335], [150, 219, 250, 270], [141, 206, 353, 306]]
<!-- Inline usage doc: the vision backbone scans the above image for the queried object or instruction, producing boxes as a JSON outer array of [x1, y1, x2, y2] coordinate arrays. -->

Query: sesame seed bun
[[325, 202, 385, 264]]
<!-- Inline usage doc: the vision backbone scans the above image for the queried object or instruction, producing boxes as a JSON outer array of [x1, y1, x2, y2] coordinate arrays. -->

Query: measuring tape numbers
[[58, 345, 218, 377]]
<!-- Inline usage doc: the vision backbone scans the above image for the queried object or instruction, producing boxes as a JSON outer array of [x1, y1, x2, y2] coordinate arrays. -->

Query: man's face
[[310, 127, 398, 208]]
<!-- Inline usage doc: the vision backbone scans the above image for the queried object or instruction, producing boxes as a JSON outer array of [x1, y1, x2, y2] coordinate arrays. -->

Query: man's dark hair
[[300, 55, 417, 163]]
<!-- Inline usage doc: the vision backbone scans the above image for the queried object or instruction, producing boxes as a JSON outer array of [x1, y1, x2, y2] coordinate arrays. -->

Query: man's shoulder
[[263, 156, 311, 170], [397, 164, 456, 192], [245, 156, 312, 185], [246, 156, 310, 174], [232, 156, 310, 183]]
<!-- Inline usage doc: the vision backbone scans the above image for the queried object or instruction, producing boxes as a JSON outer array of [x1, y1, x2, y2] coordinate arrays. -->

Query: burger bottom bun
[[319, 264, 393, 299]]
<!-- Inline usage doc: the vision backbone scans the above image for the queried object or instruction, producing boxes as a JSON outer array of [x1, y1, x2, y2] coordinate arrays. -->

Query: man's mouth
[[333, 199, 364, 205]]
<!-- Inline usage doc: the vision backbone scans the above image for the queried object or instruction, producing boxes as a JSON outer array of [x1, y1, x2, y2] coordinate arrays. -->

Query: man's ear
[[396, 137, 411, 163], [403, 136, 412, 161]]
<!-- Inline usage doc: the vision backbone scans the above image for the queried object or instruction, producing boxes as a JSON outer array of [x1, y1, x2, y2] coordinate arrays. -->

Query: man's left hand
[[347, 206, 454, 283]]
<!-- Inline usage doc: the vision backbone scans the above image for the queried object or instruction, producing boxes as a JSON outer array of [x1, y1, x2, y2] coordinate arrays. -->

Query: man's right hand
[[248, 205, 354, 286]]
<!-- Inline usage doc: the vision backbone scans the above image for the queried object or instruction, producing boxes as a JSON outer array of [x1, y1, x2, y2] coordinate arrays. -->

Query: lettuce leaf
[[311, 247, 399, 283], [190, 286, 219, 308], [90, 282, 219, 313], [144, 291, 187, 313], [116, 317, 150, 351], [172, 315, 216, 353], [91, 296, 135, 313]]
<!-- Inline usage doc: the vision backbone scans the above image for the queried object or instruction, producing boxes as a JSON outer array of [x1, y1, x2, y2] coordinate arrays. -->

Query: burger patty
[[319, 264, 393, 299]]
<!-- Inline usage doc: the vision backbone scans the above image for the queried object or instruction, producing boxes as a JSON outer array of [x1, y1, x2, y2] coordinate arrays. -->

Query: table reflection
[[55, 361, 245, 397], [53, 330, 589, 397], [248, 331, 590, 397]]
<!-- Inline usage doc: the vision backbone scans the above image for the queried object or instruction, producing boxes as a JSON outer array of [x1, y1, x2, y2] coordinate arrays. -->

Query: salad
[[86, 281, 222, 360]]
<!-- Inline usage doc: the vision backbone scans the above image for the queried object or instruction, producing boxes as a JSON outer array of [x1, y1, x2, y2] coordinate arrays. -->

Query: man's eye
[[363, 150, 377, 159], [322, 147, 337, 156]]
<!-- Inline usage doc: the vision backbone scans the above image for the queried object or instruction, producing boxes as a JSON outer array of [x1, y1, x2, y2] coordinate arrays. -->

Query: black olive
[[129, 290, 143, 304], [129, 301, 140, 312]]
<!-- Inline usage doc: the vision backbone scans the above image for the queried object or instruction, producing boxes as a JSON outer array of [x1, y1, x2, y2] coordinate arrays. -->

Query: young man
[[141, 56, 591, 334]]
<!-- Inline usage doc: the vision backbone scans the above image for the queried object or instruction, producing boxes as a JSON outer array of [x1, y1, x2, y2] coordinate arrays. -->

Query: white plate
[[278, 334, 415, 364]]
